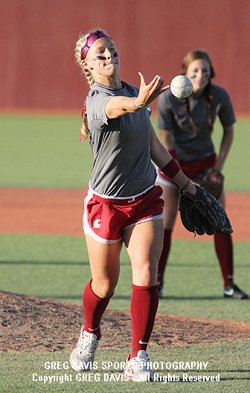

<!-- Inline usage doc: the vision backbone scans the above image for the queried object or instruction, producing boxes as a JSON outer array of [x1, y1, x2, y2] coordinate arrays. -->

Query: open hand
[[136, 72, 169, 107]]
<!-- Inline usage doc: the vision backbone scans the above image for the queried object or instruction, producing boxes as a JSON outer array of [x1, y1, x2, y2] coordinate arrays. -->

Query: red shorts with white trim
[[83, 185, 164, 244], [157, 153, 217, 187]]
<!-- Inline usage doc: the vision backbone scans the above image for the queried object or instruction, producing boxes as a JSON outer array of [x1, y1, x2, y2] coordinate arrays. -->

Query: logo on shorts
[[93, 218, 101, 229]]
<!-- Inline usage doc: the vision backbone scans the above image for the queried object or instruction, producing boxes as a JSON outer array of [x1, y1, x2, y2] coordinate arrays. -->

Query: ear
[[81, 60, 92, 70]]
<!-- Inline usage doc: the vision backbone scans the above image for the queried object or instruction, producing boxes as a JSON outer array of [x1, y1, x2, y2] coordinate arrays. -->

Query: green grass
[[0, 342, 249, 392], [211, 118, 250, 191], [1, 233, 249, 322], [0, 115, 92, 189], [0, 114, 250, 191], [0, 114, 250, 392]]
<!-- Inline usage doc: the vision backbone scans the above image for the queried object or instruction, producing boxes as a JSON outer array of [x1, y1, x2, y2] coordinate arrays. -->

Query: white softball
[[170, 75, 193, 99]]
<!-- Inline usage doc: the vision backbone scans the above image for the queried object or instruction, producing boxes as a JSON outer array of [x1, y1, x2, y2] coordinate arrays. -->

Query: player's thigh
[[160, 184, 179, 229], [123, 219, 164, 286], [85, 235, 122, 297]]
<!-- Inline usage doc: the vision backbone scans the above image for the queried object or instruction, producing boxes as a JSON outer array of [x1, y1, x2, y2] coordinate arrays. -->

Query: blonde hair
[[75, 29, 107, 140]]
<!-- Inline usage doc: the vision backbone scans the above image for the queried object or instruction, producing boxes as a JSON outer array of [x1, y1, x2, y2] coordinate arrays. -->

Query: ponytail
[[75, 30, 100, 140]]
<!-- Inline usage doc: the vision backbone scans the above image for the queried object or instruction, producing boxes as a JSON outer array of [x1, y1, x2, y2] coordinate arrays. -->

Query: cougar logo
[[93, 218, 101, 229]]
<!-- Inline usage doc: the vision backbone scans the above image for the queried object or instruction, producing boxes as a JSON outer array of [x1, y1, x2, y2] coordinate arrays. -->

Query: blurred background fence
[[1, 0, 250, 115]]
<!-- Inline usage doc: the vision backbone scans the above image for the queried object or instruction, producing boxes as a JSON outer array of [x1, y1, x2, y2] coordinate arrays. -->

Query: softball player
[[156, 49, 248, 300], [70, 29, 197, 382]]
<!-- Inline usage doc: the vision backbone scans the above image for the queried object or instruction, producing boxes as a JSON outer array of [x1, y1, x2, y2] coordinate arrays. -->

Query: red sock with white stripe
[[130, 284, 159, 358], [83, 280, 112, 340]]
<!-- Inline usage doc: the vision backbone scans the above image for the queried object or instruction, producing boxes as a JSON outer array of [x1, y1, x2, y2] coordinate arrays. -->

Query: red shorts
[[83, 185, 164, 244], [157, 153, 217, 186]]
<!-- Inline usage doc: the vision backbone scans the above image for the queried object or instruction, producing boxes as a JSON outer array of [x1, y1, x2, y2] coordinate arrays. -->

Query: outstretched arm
[[105, 73, 169, 119]]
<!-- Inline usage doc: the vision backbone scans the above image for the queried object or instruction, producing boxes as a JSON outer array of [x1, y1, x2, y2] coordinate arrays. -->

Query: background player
[[156, 49, 248, 300]]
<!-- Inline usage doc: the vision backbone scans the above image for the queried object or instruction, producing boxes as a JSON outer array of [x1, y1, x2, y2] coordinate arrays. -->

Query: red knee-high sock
[[157, 229, 172, 284], [130, 284, 159, 358], [83, 280, 111, 340], [214, 233, 233, 287]]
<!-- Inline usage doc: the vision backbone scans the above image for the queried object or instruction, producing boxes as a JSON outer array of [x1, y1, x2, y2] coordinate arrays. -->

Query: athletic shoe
[[70, 328, 99, 371], [224, 284, 249, 299], [123, 350, 156, 382], [157, 282, 163, 299]]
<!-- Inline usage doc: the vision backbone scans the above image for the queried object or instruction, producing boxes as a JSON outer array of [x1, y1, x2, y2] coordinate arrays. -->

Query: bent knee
[[92, 279, 116, 299], [133, 259, 158, 286]]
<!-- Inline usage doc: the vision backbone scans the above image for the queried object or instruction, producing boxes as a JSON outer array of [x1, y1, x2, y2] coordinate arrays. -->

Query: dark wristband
[[160, 159, 180, 179]]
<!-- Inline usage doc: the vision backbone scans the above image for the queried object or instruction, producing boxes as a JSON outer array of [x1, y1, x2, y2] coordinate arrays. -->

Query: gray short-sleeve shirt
[[86, 82, 156, 197], [157, 84, 236, 161]]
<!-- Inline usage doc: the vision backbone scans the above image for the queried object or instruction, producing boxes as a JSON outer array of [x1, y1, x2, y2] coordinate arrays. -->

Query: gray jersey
[[157, 84, 236, 161], [86, 82, 156, 197]]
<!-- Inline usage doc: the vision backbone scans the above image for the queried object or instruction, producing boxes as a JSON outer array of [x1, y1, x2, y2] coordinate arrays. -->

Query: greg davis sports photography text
[[31, 359, 221, 384]]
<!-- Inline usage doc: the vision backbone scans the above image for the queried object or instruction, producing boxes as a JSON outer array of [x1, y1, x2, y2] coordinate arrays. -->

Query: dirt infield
[[0, 187, 250, 352], [1, 291, 250, 353], [0, 187, 250, 241]]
